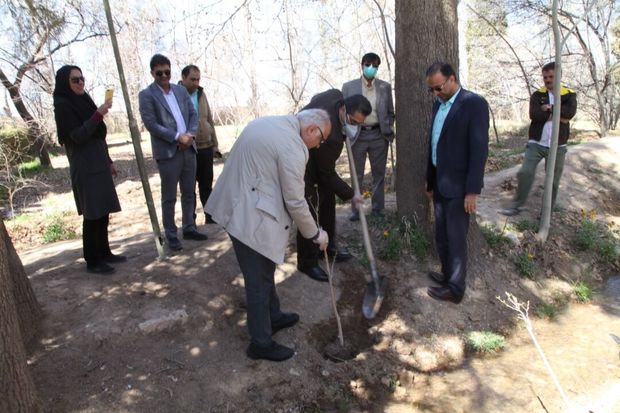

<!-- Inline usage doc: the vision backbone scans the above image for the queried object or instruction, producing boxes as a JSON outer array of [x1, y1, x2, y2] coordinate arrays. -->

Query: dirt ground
[[8, 133, 620, 412]]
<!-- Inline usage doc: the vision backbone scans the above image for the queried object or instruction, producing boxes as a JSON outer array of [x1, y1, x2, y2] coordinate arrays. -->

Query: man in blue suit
[[139, 54, 207, 251], [425, 62, 489, 304]]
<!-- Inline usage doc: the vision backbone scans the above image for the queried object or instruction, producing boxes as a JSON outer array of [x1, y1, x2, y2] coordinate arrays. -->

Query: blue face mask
[[363, 65, 378, 79]]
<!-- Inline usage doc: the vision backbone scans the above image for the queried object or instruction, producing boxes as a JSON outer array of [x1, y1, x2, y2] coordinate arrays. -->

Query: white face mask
[[343, 123, 361, 141]]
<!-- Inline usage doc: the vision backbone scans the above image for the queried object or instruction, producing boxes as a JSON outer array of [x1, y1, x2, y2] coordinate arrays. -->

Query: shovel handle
[[344, 136, 380, 286]]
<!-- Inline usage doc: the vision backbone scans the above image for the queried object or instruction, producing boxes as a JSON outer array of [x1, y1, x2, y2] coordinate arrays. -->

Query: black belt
[[361, 124, 380, 131]]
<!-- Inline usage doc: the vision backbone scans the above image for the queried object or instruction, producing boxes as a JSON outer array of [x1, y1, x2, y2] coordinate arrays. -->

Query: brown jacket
[[194, 86, 218, 149]]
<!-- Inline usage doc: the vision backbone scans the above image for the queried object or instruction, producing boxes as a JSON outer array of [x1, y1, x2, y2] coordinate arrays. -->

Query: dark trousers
[[195, 147, 214, 220], [83, 214, 111, 265], [156, 148, 197, 240], [433, 189, 470, 297], [296, 184, 335, 268], [230, 235, 283, 348]]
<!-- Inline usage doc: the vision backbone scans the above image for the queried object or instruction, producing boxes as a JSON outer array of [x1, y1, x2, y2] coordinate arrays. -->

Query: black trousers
[[433, 189, 470, 297], [229, 235, 283, 348], [83, 214, 111, 265], [296, 184, 336, 269], [195, 147, 214, 220]]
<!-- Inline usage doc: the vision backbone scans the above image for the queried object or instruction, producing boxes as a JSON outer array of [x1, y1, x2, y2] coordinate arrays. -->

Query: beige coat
[[195, 87, 218, 149], [206, 115, 318, 263]]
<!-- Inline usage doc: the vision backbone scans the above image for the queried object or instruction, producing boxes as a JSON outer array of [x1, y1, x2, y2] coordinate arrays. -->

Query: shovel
[[344, 136, 387, 319]]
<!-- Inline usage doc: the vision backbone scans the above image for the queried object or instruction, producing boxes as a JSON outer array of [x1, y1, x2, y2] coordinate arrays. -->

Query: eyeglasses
[[428, 78, 449, 93], [70, 76, 85, 84], [317, 126, 325, 143], [363, 63, 379, 68], [155, 70, 171, 77]]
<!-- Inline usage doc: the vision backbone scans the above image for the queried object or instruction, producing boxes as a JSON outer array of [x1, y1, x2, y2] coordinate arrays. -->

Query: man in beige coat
[[206, 109, 331, 361], [180, 65, 220, 225]]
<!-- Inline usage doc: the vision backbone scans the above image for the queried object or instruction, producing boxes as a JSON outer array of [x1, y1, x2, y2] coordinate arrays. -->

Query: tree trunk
[[395, 0, 459, 234], [0, 217, 42, 413]]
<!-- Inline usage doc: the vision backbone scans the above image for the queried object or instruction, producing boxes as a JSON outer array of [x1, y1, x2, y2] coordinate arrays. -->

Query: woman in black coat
[[53, 65, 124, 274]]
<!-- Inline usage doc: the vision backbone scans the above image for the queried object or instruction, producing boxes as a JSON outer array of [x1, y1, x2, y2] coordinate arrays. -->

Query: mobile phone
[[105, 88, 114, 102]]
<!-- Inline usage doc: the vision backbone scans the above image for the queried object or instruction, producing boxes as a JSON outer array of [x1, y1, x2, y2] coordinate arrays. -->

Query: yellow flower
[[527, 252, 535, 260], [363, 190, 371, 199], [383, 230, 389, 237], [589, 209, 597, 220]]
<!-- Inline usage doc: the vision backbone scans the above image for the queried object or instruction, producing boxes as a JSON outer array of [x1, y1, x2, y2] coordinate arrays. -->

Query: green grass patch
[[514, 251, 536, 278], [536, 294, 569, 320], [466, 331, 506, 353], [42, 213, 77, 243], [536, 302, 559, 319], [574, 281, 593, 303], [481, 224, 508, 249], [573, 214, 619, 267], [514, 219, 537, 232], [18, 158, 43, 176]]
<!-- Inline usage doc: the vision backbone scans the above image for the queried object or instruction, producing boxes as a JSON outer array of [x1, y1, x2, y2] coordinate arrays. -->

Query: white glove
[[312, 228, 329, 251]]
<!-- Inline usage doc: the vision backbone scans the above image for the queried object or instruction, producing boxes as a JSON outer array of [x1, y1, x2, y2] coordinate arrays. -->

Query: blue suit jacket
[[426, 88, 489, 198], [139, 82, 198, 160]]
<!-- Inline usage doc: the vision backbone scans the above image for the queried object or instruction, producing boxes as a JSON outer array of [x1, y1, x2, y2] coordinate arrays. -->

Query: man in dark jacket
[[500, 62, 577, 216], [180, 65, 221, 225], [296, 89, 369, 282], [425, 62, 489, 304]]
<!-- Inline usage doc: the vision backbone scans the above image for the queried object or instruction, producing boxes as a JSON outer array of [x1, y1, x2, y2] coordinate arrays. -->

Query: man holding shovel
[[296, 89, 370, 282]]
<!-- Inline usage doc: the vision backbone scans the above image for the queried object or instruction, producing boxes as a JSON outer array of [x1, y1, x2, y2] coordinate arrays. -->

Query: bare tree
[[506, 0, 618, 135], [0, 0, 108, 166]]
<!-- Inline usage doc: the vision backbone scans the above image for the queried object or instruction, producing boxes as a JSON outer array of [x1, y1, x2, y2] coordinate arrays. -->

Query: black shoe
[[183, 230, 208, 241], [86, 262, 115, 274], [427, 286, 463, 304], [327, 249, 353, 262], [103, 253, 127, 264], [298, 265, 329, 282], [271, 312, 299, 335], [428, 271, 448, 285], [246, 341, 295, 362], [349, 213, 360, 222], [167, 237, 183, 251]]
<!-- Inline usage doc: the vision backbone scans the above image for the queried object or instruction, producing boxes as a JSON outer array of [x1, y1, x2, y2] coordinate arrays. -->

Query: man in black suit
[[425, 62, 489, 303], [297, 89, 370, 282]]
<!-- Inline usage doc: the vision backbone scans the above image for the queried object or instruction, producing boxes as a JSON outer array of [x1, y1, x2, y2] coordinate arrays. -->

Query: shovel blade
[[362, 276, 388, 319]]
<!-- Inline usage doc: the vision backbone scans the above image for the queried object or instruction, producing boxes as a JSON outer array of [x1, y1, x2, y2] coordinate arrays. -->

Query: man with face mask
[[342, 52, 395, 221], [296, 89, 370, 282]]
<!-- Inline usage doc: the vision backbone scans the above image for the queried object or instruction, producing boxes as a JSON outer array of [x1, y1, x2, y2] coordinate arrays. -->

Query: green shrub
[[402, 218, 428, 260], [466, 331, 505, 353], [574, 217, 599, 251], [536, 302, 558, 319], [481, 224, 508, 249], [0, 127, 31, 165], [515, 251, 536, 278], [42, 214, 77, 243], [378, 229, 402, 261], [574, 281, 593, 303]]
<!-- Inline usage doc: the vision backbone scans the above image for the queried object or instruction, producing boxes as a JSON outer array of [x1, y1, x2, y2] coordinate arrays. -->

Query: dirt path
[[12, 135, 620, 412]]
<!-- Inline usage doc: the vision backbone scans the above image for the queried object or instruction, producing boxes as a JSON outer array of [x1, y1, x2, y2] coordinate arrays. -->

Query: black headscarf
[[53, 65, 102, 145]]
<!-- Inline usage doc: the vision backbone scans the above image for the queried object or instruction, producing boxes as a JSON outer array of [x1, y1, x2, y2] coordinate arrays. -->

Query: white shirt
[[530, 91, 556, 148], [361, 78, 379, 126], [158, 85, 187, 140]]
